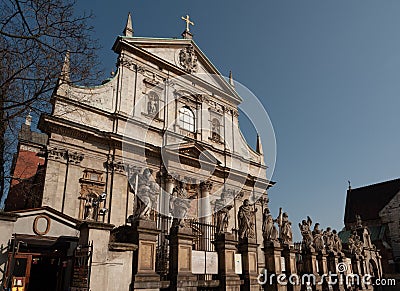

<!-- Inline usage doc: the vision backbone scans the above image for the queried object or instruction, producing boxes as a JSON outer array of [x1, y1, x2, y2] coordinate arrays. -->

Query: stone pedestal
[[237, 238, 260, 291], [131, 219, 161, 290], [282, 245, 301, 291], [263, 241, 286, 291], [351, 256, 366, 290], [317, 249, 332, 291], [169, 226, 197, 291], [213, 233, 243, 291], [326, 252, 345, 291], [301, 251, 321, 291], [79, 221, 115, 291]]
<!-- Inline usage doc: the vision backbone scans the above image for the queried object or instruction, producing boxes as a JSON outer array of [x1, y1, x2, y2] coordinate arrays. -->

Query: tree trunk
[[0, 89, 5, 206]]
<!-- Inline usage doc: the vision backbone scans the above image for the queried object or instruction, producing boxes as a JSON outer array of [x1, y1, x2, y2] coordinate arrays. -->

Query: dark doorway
[[28, 257, 59, 291]]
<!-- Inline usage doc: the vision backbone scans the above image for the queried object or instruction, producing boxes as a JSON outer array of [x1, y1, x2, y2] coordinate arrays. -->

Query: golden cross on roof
[[181, 15, 194, 32]]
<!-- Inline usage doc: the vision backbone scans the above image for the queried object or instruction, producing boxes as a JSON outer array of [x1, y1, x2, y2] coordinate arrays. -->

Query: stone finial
[[256, 134, 263, 155], [60, 51, 70, 82], [25, 111, 32, 127], [123, 12, 134, 37], [229, 71, 235, 87]]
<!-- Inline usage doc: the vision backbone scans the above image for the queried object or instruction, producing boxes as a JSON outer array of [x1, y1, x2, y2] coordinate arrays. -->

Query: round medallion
[[33, 215, 51, 236]]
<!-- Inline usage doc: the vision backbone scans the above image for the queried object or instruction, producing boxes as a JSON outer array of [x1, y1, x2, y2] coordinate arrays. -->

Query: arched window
[[179, 107, 195, 132], [211, 118, 220, 142]]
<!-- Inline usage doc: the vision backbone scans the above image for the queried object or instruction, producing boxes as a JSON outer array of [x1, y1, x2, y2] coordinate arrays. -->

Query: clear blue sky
[[75, 0, 400, 239]]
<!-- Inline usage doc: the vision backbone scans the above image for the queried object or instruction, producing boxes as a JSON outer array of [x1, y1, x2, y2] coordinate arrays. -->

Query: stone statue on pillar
[[299, 216, 314, 251], [348, 231, 364, 257], [134, 168, 159, 220], [277, 208, 293, 245], [170, 181, 192, 228], [332, 229, 343, 253], [312, 223, 325, 252], [237, 199, 258, 239], [214, 190, 233, 234], [323, 227, 335, 252], [262, 207, 279, 242]]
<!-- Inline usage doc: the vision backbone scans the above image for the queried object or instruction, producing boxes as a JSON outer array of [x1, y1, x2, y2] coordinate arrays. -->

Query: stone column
[[131, 219, 162, 290], [237, 238, 260, 291], [213, 233, 243, 291], [169, 226, 197, 291], [282, 245, 300, 291], [163, 174, 175, 216], [199, 181, 213, 224], [263, 241, 286, 291]]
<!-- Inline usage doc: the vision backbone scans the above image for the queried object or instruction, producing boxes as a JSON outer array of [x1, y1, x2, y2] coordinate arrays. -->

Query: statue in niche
[[170, 181, 192, 228], [237, 199, 258, 239], [299, 216, 314, 250], [323, 227, 335, 252], [211, 118, 221, 142], [332, 229, 343, 253], [84, 197, 95, 220], [262, 208, 279, 242], [134, 168, 159, 220], [277, 209, 293, 245], [147, 92, 159, 116], [312, 223, 325, 252], [215, 191, 233, 234]]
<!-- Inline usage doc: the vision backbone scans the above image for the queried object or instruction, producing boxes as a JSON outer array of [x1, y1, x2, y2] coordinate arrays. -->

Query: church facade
[[1, 13, 383, 291]]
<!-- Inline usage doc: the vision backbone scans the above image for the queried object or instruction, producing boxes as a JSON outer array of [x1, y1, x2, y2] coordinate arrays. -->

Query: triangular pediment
[[11, 206, 80, 237], [114, 37, 241, 103], [164, 142, 221, 166]]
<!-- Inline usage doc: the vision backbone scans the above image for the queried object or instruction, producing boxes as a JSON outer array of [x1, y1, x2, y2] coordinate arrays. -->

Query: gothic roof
[[344, 178, 400, 224]]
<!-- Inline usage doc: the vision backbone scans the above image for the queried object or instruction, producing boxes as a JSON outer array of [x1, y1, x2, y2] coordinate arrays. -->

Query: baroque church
[[0, 13, 384, 291]]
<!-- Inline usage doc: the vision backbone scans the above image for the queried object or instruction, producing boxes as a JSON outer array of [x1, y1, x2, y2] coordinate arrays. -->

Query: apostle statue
[[332, 229, 343, 253], [299, 216, 314, 250], [277, 208, 293, 245], [237, 199, 258, 239], [262, 208, 279, 242], [215, 191, 233, 234], [84, 197, 95, 220], [348, 233, 356, 255], [312, 223, 325, 252], [323, 227, 334, 252], [135, 168, 159, 220], [170, 181, 192, 228]]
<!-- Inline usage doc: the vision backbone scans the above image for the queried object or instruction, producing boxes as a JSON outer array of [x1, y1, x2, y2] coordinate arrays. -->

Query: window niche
[[179, 106, 195, 132]]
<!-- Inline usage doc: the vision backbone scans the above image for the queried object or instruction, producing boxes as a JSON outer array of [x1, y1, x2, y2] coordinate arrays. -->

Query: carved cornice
[[47, 147, 67, 161], [118, 56, 137, 71], [106, 161, 126, 173], [68, 151, 84, 165], [200, 181, 213, 191]]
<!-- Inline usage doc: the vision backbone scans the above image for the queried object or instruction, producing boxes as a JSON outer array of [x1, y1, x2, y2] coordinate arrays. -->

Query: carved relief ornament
[[179, 45, 198, 73]]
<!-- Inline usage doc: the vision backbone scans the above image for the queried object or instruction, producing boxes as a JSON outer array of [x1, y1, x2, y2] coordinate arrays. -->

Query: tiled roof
[[344, 179, 400, 224]]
